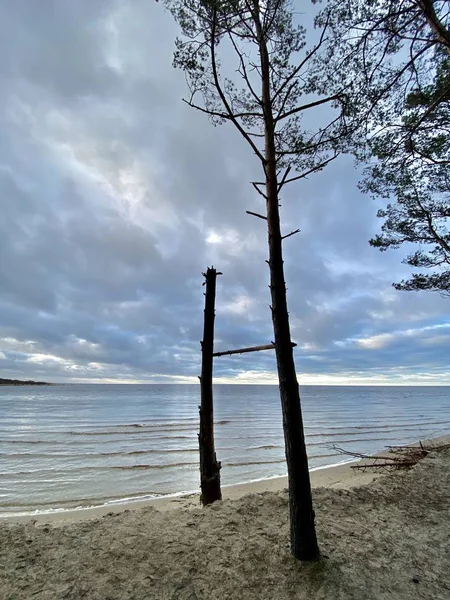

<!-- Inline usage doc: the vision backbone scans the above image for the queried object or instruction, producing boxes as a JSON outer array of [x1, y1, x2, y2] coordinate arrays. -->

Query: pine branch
[[210, 7, 265, 163]]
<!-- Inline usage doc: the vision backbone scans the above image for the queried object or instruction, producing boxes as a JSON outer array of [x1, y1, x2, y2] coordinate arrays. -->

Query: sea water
[[1, 384, 449, 515]]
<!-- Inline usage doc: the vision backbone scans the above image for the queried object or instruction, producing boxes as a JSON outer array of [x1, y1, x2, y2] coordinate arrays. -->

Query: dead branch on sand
[[331, 441, 450, 473]]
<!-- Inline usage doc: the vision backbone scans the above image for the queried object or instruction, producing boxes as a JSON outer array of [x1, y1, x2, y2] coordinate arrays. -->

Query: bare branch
[[277, 166, 292, 192], [251, 181, 268, 200], [183, 98, 263, 120], [279, 153, 339, 189], [282, 228, 301, 240], [246, 210, 267, 220], [213, 342, 297, 357], [275, 94, 344, 123], [227, 31, 262, 110]]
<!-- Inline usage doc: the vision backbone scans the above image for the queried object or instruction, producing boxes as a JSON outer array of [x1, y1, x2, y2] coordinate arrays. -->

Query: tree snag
[[199, 266, 222, 506]]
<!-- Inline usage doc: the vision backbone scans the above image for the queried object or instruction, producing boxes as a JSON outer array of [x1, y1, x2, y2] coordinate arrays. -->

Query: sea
[[1, 384, 449, 517]]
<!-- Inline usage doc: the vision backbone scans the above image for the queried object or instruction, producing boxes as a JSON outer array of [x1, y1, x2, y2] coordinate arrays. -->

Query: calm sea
[[1, 384, 449, 516]]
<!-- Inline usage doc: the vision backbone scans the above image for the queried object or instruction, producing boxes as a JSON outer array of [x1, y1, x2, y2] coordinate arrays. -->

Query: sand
[[1, 441, 450, 599]]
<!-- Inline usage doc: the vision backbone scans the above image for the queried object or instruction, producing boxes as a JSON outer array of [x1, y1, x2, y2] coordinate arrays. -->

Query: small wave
[[304, 419, 450, 430], [103, 448, 198, 457], [0, 434, 196, 446], [66, 425, 196, 436], [225, 453, 341, 467], [248, 444, 282, 450], [50, 420, 232, 437], [0, 448, 200, 459], [0, 490, 167, 511], [0, 487, 203, 516], [111, 462, 197, 470], [0, 439, 50, 445], [3, 462, 199, 477], [305, 427, 426, 438], [227, 459, 286, 467], [307, 436, 407, 446]]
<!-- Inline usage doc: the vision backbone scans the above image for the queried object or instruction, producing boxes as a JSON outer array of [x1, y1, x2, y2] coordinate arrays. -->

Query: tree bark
[[256, 11, 320, 561], [417, 0, 450, 54], [199, 267, 222, 506]]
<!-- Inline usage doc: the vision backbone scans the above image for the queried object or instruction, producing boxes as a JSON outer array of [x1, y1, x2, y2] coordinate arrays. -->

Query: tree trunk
[[418, 0, 450, 54], [199, 267, 222, 506], [257, 20, 320, 561]]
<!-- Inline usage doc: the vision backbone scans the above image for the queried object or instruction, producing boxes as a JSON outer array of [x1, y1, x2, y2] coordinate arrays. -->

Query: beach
[[1, 438, 449, 599]]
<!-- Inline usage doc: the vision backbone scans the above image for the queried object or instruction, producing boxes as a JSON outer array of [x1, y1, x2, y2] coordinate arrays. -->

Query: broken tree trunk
[[199, 267, 222, 506]]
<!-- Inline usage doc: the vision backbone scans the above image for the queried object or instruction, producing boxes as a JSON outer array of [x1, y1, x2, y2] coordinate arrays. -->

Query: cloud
[[0, 1, 448, 384]]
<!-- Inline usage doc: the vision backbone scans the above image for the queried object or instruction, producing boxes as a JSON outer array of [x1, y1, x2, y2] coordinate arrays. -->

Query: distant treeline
[[0, 378, 50, 386]]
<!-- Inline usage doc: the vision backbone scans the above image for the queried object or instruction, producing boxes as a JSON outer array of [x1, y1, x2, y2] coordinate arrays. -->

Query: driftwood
[[332, 441, 450, 473]]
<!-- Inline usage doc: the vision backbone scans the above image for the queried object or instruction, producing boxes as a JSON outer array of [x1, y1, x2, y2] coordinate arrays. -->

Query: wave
[[305, 425, 446, 437], [1, 461, 201, 477], [226, 458, 287, 467], [0, 434, 196, 445], [2, 418, 445, 446], [66, 426, 195, 436], [307, 436, 406, 446], [63, 420, 230, 436], [2, 452, 345, 478], [0, 448, 201, 459], [248, 444, 282, 450], [304, 419, 450, 430], [0, 490, 169, 510], [226, 453, 340, 467], [111, 462, 197, 470]]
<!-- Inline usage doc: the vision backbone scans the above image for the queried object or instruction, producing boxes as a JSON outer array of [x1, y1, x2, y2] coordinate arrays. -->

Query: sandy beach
[[1, 437, 449, 599]]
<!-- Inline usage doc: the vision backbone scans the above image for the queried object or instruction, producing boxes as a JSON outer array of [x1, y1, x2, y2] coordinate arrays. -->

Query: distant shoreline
[[0, 378, 51, 386]]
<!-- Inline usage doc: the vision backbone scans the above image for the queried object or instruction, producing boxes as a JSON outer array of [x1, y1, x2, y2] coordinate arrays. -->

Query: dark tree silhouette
[[161, 0, 349, 560], [315, 0, 450, 296], [199, 267, 222, 505]]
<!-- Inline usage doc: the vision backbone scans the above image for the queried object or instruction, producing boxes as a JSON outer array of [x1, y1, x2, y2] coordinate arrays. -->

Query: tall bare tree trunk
[[199, 267, 222, 506], [258, 19, 320, 562]]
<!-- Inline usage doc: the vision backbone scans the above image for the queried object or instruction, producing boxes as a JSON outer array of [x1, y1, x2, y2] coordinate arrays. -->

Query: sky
[[0, 0, 448, 385]]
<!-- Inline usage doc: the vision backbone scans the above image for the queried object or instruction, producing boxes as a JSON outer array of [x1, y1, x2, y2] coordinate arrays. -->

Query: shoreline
[[0, 446, 450, 600], [4, 433, 449, 525], [2, 445, 450, 598]]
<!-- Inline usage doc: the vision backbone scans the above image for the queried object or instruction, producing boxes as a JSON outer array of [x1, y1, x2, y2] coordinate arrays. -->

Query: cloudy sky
[[0, 0, 448, 385]]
